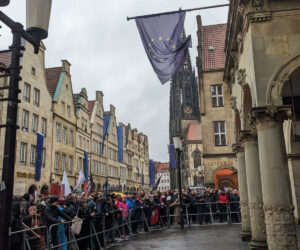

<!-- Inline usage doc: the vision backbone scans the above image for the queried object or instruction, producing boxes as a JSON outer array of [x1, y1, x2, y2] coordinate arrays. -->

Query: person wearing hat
[[44, 196, 72, 249]]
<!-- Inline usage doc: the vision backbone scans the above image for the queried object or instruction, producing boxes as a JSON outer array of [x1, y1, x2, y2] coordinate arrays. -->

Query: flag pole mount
[[127, 4, 229, 21]]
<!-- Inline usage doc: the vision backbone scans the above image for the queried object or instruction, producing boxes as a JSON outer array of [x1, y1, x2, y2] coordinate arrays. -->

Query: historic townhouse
[[73, 87, 91, 188], [103, 105, 120, 187], [89, 91, 107, 191], [124, 123, 134, 191], [0, 43, 53, 195], [196, 17, 237, 190], [45, 60, 77, 188], [0, 47, 150, 195]]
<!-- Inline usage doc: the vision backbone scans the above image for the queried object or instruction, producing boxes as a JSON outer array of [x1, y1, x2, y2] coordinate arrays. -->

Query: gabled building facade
[[45, 60, 77, 187]]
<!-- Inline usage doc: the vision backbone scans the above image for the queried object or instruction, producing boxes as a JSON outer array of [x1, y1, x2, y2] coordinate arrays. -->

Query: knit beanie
[[49, 196, 59, 204]]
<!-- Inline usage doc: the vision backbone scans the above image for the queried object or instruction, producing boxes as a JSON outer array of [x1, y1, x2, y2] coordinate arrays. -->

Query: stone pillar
[[232, 143, 251, 241], [240, 131, 268, 250], [251, 106, 298, 250]]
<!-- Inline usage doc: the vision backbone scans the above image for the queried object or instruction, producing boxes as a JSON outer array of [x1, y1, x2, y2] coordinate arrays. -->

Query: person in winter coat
[[23, 206, 47, 250], [10, 202, 24, 250], [57, 201, 67, 250], [229, 190, 240, 223], [44, 196, 71, 249], [77, 200, 94, 250], [218, 190, 229, 223], [119, 196, 129, 237]]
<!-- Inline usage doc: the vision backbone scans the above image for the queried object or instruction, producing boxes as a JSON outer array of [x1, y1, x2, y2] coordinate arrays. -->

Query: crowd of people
[[9, 187, 240, 250]]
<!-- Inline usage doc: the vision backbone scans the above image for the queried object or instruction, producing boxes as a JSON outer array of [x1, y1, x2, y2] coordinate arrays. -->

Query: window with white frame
[[54, 152, 59, 172], [69, 130, 73, 146], [211, 84, 224, 107], [41, 118, 47, 136], [92, 160, 95, 173], [68, 156, 73, 174], [61, 154, 66, 172], [32, 114, 38, 133], [213, 121, 226, 146], [23, 83, 30, 102], [20, 142, 27, 164], [56, 123, 61, 142], [61, 102, 65, 114], [22, 110, 29, 132], [62, 127, 67, 144], [67, 105, 71, 118], [33, 88, 40, 106], [30, 145, 36, 166]]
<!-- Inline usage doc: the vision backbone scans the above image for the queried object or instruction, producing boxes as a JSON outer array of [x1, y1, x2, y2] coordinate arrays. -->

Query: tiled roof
[[186, 121, 202, 141], [45, 67, 62, 97], [203, 24, 227, 71], [154, 162, 169, 173], [0, 52, 11, 67], [88, 100, 95, 119]]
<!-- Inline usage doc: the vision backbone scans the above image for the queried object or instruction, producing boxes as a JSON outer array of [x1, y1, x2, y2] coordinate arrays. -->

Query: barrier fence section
[[9, 201, 241, 250]]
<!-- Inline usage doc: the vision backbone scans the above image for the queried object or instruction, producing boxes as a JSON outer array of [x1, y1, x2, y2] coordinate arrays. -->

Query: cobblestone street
[[114, 224, 248, 250]]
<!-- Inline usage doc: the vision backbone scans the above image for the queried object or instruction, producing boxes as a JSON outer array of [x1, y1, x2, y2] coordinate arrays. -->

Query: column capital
[[239, 130, 257, 142], [232, 143, 244, 154], [250, 105, 293, 124]]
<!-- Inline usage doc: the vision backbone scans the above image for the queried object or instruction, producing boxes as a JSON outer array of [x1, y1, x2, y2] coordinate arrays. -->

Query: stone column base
[[248, 240, 268, 250], [240, 231, 251, 241]]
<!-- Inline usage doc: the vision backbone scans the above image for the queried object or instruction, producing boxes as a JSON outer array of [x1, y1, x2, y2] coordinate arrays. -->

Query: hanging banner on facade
[[142, 168, 144, 186], [149, 159, 155, 186], [117, 125, 123, 162], [35, 132, 44, 181], [168, 144, 176, 169], [102, 114, 111, 154], [84, 151, 89, 182]]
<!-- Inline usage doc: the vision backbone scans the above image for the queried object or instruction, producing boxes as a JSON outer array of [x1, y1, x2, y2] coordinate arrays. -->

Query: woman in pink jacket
[[119, 196, 129, 237]]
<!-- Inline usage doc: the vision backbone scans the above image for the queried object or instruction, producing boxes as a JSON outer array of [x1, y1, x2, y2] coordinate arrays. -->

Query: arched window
[[192, 147, 201, 169]]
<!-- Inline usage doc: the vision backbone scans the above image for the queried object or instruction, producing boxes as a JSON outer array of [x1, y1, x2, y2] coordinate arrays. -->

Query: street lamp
[[173, 136, 184, 229], [0, 1, 52, 249]]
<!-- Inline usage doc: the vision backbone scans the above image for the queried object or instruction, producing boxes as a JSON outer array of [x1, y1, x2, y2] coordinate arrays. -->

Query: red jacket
[[218, 194, 229, 204]]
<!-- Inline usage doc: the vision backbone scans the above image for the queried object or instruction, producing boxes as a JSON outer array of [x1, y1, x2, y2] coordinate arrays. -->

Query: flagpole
[[126, 4, 229, 21]]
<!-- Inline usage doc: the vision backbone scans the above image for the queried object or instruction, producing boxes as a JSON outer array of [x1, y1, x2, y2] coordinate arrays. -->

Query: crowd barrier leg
[[185, 206, 190, 227], [112, 216, 122, 240], [102, 216, 107, 250], [209, 204, 214, 223], [142, 210, 150, 233], [227, 204, 232, 224], [91, 222, 103, 250]]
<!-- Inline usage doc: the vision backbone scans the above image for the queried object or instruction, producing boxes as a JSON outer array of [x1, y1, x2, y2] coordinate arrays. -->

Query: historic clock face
[[184, 106, 192, 115]]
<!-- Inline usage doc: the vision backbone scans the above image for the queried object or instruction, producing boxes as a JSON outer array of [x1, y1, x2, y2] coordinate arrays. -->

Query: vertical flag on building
[[149, 160, 155, 186], [142, 169, 144, 186], [62, 171, 71, 196], [75, 170, 85, 190], [117, 125, 124, 162], [84, 151, 89, 192], [135, 10, 191, 84], [168, 144, 176, 169], [136, 166, 140, 177], [35, 132, 44, 181]]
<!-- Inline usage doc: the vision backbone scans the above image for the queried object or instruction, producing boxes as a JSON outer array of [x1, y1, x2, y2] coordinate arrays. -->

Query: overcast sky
[[0, 0, 228, 162]]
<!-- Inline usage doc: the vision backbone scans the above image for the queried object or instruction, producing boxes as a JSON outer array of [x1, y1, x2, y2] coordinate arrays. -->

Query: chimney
[[96, 91, 104, 103], [61, 60, 71, 74]]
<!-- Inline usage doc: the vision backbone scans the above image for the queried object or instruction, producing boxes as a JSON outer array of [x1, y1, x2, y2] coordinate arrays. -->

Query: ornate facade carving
[[232, 143, 244, 154], [252, 0, 265, 10], [237, 68, 247, 88], [250, 106, 293, 124], [239, 130, 257, 142], [264, 205, 298, 249], [249, 202, 266, 241], [229, 96, 238, 112]]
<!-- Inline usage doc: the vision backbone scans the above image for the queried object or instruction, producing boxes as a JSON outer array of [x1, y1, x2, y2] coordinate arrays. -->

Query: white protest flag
[[62, 171, 72, 196], [75, 170, 85, 190]]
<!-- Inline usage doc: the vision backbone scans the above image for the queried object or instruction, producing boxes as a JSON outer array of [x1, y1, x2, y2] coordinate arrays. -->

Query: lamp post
[[0, 1, 52, 249], [173, 136, 184, 229]]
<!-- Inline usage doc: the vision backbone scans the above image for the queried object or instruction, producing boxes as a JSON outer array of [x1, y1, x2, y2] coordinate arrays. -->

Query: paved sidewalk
[[114, 224, 248, 250]]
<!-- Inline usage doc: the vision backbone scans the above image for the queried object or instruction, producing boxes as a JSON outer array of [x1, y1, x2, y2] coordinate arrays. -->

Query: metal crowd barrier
[[9, 201, 240, 249]]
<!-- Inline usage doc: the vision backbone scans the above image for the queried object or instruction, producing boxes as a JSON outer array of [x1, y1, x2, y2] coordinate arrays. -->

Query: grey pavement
[[113, 224, 248, 250]]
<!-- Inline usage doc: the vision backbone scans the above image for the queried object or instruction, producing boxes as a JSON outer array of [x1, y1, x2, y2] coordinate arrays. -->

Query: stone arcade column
[[251, 106, 298, 250], [232, 143, 252, 241], [240, 131, 268, 250]]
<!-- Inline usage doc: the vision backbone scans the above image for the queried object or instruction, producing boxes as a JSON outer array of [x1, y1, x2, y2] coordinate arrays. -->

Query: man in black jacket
[[44, 196, 72, 249]]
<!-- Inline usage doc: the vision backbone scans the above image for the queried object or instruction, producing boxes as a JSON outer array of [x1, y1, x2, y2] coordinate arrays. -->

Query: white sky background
[[0, 0, 228, 162]]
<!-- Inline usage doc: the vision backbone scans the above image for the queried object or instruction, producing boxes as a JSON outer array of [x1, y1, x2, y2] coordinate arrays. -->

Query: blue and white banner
[[35, 132, 44, 181], [84, 151, 89, 182]]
